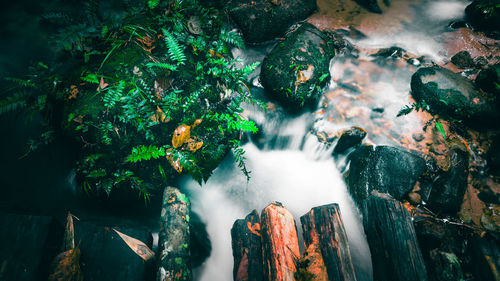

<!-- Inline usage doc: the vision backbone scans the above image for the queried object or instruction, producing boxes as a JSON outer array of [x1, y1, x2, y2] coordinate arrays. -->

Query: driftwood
[[362, 194, 428, 281], [261, 202, 301, 281], [231, 210, 264, 281], [300, 203, 357, 281], [157, 187, 192, 281]]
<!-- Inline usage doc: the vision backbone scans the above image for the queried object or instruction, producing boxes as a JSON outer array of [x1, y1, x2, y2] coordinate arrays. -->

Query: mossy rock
[[227, 0, 317, 43], [465, 0, 500, 36], [476, 63, 500, 97], [410, 66, 499, 128], [260, 23, 336, 113]]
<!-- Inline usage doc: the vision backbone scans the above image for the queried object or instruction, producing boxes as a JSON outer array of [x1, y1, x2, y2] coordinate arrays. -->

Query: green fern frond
[[127, 145, 166, 163], [0, 91, 30, 115], [102, 80, 125, 108], [220, 28, 245, 49], [146, 62, 178, 71], [4, 77, 37, 89], [162, 29, 186, 65]]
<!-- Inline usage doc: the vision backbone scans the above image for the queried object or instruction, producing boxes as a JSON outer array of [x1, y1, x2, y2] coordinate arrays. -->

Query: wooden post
[[157, 187, 192, 281], [300, 204, 357, 281], [362, 194, 428, 281], [231, 210, 264, 281], [261, 202, 301, 281]]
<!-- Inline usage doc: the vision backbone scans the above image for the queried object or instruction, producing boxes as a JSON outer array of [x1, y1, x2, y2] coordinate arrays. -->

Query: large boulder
[[0, 212, 63, 281], [410, 66, 499, 127], [422, 149, 469, 215], [260, 23, 336, 112], [346, 145, 426, 205], [227, 0, 317, 43], [465, 0, 500, 36]]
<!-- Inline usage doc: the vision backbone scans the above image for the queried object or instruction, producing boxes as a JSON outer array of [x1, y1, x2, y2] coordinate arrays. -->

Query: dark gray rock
[[353, 0, 389, 13], [362, 195, 428, 281], [423, 149, 469, 215], [346, 145, 426, 205], [227, 0, 316, 43], [450, 51, 475, 69], [428, 250, 463, 281], [488, 134, 500, 176], [333, 126, 367, 154], [476, 63, 500, 97], [260, 23, 336, 112], [465, 0, 500, 36], [410, 66, 499, 127], [0, 212, 63, 281], [190, 212, 211, 268], [73, 219, 153, 281]]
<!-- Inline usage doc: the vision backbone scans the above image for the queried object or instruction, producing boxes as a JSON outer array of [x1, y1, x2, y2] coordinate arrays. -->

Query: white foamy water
[[182, 113, 372, 281]]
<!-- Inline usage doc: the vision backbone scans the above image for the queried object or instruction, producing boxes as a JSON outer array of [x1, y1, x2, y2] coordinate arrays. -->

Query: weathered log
[[362, 194, 428, 281], [73, 219, 154, 281], [300, 204, 357, 281], [468, 234, 500, 281], [261, 202, 301, 281], [0, 212, 63, 281], [157, 187, 192, 281], [231, 210, 264, 281]]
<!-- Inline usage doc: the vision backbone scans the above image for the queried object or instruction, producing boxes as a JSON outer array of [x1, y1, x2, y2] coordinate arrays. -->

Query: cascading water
[[182, 108, 373, 281]]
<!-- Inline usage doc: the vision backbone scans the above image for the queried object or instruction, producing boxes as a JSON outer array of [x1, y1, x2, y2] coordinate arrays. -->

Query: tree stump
[[300, 203, 357, 281], [231, 210, 264, 281], [362, 194, 428, 281], [261, 202, 300, 281], [157, 187, 192, 281]]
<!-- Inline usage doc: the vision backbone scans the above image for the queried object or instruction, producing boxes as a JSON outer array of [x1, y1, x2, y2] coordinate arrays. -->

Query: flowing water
[[181, 0, 480, 280]]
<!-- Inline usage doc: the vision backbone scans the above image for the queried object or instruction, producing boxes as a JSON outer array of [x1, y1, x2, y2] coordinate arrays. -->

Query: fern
[[162, 29, 186, 65], [102, 80, 125, 108], [127, 145, 166, 163], [220, 28, 245, 49], [146, 62, 178, 71], [0, 92, 30, 114]]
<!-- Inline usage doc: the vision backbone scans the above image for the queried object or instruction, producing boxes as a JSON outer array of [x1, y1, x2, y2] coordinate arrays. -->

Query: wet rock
[[372, 46, 406, 58], [450, 51, 475, 69], [346, 145, 426, 205], [465, 0, 500, 36], [362, 195, 428, 281], [0, 212, 63, 281], [428, 250, 463, 281], [227, 0, 317, 43], [489, 135, 500, 176], [468, 234, 500, 281], [333, 126, 367, 154], [423, 149, 469, 215], [353, 0, 388, 14], [190, 211, 211, 268], [476, 63, 500, 97], [410, 66, 499, 127], [260, 23, 336, 113], [231, 210, 263, 281], [413, 216, 471, 255], [157, 187, 191, 281], [300, 204, 357, 281], [73, 219, 154, 281], [260, 202, 300, 281]]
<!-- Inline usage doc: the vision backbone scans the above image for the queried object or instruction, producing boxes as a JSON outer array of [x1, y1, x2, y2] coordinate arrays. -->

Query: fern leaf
[[0, 92, 30, 115], [220, 28, 245, 49], [146, 62, 178, 71], [162, 29, 186, 65], [127, 145, 166, 163]]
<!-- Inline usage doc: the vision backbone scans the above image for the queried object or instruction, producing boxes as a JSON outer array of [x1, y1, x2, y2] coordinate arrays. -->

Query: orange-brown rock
[[261, 202, 300, 281]]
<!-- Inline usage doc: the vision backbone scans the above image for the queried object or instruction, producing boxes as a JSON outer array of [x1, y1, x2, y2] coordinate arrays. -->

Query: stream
[[181, 0, 476, 280]]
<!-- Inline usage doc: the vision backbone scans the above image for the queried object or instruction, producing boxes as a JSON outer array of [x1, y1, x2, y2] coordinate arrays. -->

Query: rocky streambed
[[1, 0, 500, 280]]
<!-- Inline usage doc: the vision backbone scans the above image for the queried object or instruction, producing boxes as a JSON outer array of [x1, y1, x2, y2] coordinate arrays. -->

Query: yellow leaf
[[113, 228, 155, 261], [186, 138, 203, 152], [172, 125, 191, 148]]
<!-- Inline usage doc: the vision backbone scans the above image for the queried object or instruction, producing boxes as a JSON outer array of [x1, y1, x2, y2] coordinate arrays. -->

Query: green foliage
[[435, 122, 446, 139], [1, 0, 261, 199], [396, 100, 430, 117]]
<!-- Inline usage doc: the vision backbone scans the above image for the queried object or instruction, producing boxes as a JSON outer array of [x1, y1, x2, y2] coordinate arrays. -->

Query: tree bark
[[157, 187, 192, 281], [261, 202, 301, 281], [362, 194, 428, 281], [231, 210, 264, 281], [300, 203, 357, 281]]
